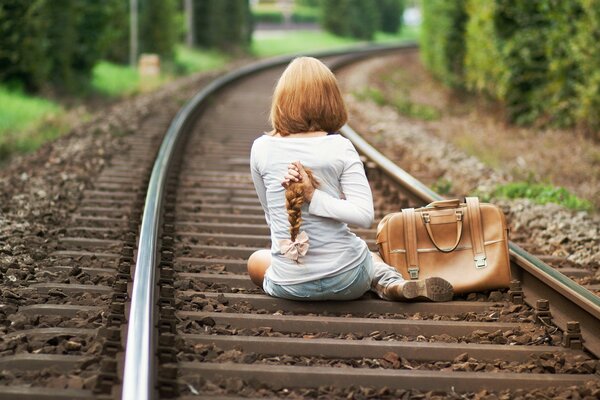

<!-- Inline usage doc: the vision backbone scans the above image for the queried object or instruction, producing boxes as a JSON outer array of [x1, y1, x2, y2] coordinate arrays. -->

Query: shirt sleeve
[[308, 140, 374, 228], [250, 141, 271, 225]]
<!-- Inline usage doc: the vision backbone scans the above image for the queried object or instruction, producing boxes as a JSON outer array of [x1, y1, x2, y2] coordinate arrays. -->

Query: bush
[[291, 6, 319, 24], [0, 0, 49, 90], [422, 0, 600, 137], [252, 9, 284, 24], [463, 0, 507, 98], [420, 0, 468, 87], [573, 0, 600, 137], [489, 182, 592, 211], [321, 0, 379, 40], [193, 0, 253, 51], [0, 0, 128, 92], [140, 0, 178, 62], [375, 0, 405, 34]]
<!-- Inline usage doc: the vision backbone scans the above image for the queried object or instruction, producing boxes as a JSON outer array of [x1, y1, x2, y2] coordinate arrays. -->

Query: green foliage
[[101, 0, 130, 64], [193, 0, 253, 52], [353, 87, 441, 121], [174, 46, 229, 75], [291, 6, 319, 23], [0, 0, 48, 90], [91, 61, 140, 97], [463, 0, 507, 98], [432, 178, 453, 195], [321, 0, 379, 40], [493, 0, 551, 124], [354, 88, 386, 105], [488, 182, 592, 211], [392, 97, 441, 121], [140, 0, 178, 61], [422, 0, 600, 137], [0, 85, 66, 160], [420, 0, 468, 87], [0, 0, 128, 92], [573, 0, 600, 137], [375, 0, 405, 34], [252, 9, 284, 24]]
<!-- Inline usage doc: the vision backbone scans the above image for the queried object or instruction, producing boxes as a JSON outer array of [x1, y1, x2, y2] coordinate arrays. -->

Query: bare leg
[[247, 249, 271, 288]]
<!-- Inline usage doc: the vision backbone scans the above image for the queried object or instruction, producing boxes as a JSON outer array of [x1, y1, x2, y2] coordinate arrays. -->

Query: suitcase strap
[[422, 210, 463, 253], [466, 197, 487, 268], [402, 208, 420, 279]]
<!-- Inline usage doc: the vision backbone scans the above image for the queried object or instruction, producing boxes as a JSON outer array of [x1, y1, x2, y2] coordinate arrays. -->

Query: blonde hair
[[285, 167, 319, 243], [270, 57, 348, 136]]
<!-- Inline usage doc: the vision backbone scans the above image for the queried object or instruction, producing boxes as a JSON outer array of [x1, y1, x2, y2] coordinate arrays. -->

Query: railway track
[[1, 44, 599, 399]]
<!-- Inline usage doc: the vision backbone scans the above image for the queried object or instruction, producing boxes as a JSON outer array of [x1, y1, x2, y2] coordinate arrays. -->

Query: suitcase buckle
[[408, 267, 419, 279], [474, 255, 487, 269]]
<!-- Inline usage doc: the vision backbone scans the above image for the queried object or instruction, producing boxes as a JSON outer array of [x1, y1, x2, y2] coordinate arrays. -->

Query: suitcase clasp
[[408, 267, 419, 279], [474, 255, 487, 269]]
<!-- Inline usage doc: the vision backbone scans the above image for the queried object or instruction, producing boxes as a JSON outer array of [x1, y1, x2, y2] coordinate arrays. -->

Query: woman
[[247, 57, 453, 302]]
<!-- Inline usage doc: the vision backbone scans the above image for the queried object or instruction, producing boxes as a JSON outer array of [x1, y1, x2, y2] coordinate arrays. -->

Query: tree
[[192, 0, 252, 51], [0, 0, 49, 90], [140, 0, 178, 61], [375, 0, 405, 34], [321, 0, 379, 40]]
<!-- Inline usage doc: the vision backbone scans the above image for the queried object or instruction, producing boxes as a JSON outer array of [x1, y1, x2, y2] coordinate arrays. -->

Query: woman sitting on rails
[[247, 57, 453, 302]]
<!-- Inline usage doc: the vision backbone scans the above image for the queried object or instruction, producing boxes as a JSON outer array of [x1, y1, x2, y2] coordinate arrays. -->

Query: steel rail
[[122, 42, 417, 400], [340, 124, 600, 357]]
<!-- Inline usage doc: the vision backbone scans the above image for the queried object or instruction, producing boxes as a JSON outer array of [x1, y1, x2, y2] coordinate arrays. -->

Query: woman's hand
[[281, 161, 315, 202], [281, 162, 301, 187]]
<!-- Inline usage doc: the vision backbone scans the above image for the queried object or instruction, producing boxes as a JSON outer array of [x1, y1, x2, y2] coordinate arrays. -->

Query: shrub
[[375, 0, 405, 34], [463, 0, 507, 98], [252, 9, 284, 24], [573, 0, 600, 138], [420, 0, 468, 87], [0, 0, 49, 90], [321, 0, 379, 40], [193, 0, 252, 52], [140, 0, 178, 62], [489, 182, 592, 211]]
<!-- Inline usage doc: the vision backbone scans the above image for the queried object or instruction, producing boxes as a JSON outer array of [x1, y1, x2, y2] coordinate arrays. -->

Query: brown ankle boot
[[385, 277, 453, 302]]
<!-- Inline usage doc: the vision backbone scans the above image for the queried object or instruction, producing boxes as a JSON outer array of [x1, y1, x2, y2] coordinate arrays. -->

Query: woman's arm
[[250, 143, 271, 225], [306, 144, 374, 228]]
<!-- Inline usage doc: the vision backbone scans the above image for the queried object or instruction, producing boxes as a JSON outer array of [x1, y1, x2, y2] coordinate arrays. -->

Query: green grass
[[483, 182, 592, 211], [251, 31, 358, 57], [175, 45, 230, 74], [0, 86, 67, 159], [91, 61, 141, 97], [353, 87, 441, 121], [251, 26, 418, 58]]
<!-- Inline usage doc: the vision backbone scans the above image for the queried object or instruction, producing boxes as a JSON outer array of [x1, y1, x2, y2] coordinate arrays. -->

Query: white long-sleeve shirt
[[250, 133, 374, 285]]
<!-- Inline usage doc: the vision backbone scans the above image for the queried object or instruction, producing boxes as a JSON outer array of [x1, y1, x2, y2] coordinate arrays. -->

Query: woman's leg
[[247, 249, 271, 288], [369, 251, 453, 302]]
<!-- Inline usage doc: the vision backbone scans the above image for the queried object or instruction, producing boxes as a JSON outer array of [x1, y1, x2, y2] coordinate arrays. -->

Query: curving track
[[1, 45, 598, 400]]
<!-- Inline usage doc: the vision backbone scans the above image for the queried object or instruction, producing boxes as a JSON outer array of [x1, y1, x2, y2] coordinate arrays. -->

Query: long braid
[[285, 167, 319, 242]]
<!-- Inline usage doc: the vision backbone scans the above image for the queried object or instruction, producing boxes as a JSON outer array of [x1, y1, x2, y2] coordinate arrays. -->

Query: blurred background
[[0, 0, 415, 160], [0, 0, 599, 190]]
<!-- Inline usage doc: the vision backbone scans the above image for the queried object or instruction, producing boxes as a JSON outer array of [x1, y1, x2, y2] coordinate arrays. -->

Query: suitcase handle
[[427, 199, 461, 209], [422, 211, 463, 253]]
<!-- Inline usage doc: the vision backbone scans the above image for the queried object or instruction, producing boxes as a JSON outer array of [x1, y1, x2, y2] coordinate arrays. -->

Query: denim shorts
[[262, 253, 374, 301]]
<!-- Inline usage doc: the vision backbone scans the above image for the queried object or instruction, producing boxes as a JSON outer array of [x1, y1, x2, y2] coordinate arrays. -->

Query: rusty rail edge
[[339, 124, 600, 358], [122, 42, 418, 400]]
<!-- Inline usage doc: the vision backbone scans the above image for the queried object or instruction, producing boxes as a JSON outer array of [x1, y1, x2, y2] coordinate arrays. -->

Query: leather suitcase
[[376, 197, 511, 294]]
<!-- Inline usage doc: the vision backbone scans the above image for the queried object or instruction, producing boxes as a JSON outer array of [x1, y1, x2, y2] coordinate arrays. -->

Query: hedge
[[420, 0, 468, 87], [0, 0, 140, 92], [193, 0, 252, 51], [375, 0, 405, 34], [321, 0, 379, 40], [421, 0, 600, 137]]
